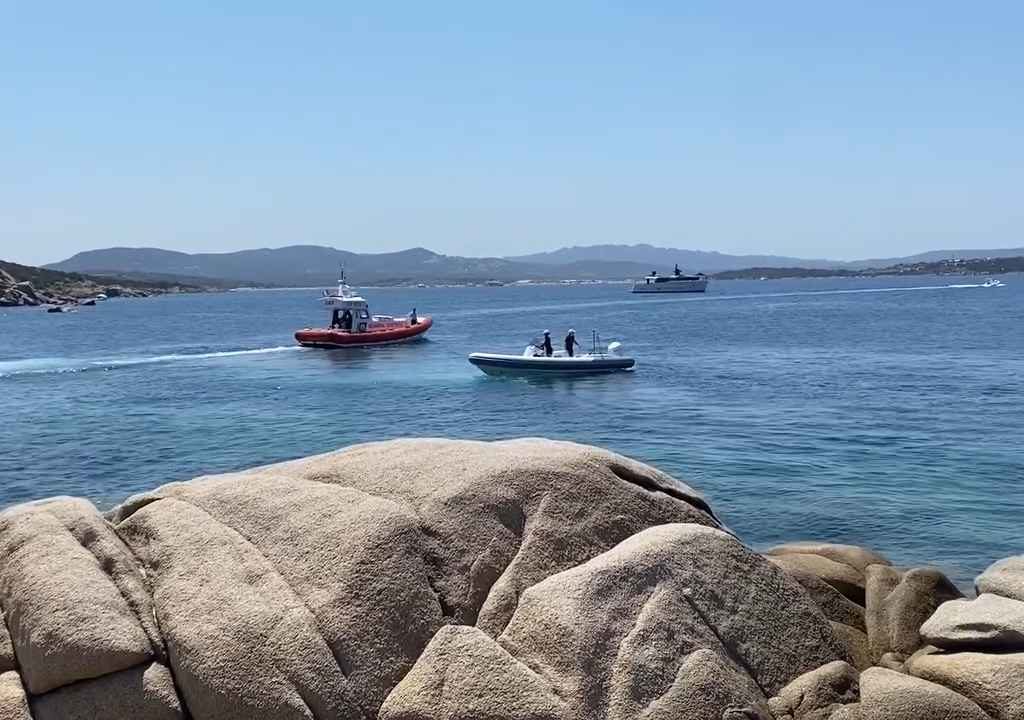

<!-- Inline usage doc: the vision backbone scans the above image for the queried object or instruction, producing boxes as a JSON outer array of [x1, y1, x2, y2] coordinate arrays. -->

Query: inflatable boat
[[468, 335, 634, 376]]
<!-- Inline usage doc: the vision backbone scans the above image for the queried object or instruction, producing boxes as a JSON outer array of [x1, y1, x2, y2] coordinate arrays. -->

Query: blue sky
[[3, 2, 1022, 265]]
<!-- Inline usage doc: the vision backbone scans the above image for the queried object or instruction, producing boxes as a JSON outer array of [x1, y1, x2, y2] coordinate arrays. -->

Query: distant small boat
[[95, 294, 108, 301], [468, 332, 634, 377], [45, 305, 75, 313], [632, 264, 708, 294], [982, 278, 1005, 288], [484, 279, 505, 287]]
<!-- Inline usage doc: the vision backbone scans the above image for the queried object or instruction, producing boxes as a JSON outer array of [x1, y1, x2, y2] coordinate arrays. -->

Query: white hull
[[632, 278, 708, 293], [468, 352, 634, 376]]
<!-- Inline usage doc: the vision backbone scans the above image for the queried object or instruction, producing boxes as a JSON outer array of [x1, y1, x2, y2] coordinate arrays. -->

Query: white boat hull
[[631, 278, 708, 293], [468, 352, 635, 376]]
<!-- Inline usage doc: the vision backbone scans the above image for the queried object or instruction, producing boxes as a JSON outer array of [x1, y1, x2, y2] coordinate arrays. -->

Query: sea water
[[2, 276, 1022, 585]]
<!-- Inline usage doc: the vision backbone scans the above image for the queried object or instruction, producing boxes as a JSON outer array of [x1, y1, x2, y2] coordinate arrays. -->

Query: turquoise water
[[2, 276, 1021, 584]]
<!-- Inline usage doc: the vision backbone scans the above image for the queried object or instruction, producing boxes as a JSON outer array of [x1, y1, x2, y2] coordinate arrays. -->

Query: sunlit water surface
[[2, 275, 1021, 585]]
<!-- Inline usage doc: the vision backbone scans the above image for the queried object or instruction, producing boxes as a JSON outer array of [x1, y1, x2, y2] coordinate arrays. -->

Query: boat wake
[[0, 346, 303, 379], [450, 280, 1003, 318]]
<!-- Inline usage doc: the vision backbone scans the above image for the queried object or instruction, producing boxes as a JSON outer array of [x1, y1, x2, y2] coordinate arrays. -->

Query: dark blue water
[[2, 277, 1021, 585]]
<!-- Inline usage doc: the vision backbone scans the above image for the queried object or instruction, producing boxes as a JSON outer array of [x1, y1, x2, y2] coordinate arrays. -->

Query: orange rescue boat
[[294, 271, 432, 348]]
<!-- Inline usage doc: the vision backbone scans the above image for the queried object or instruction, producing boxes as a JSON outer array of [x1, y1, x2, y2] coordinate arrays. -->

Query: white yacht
[[632, 265, 708, 294]]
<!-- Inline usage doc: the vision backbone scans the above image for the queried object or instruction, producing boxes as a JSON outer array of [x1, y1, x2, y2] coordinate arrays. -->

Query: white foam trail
[[0, 346, 303, 378], [448, 281, 995, 318]]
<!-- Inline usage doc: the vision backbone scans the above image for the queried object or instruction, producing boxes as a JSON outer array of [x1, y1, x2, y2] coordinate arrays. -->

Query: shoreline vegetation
[[0, 260, 254, 307], [2, 255, 1019, 307], [0, 260, 203, 307], [0, 438, 1020, 719]]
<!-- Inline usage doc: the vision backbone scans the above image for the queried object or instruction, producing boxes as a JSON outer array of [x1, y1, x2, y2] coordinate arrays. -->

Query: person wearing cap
[[564, 329, 581, 357], [539, 330, 553, 357]]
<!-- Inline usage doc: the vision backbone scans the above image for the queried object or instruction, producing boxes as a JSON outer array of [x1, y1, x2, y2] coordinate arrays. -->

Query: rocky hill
[[46, 245, 659, 286], [0, 260, 209, 307], [46, 243, 1024, 287], [0, 437, 1019, 719]]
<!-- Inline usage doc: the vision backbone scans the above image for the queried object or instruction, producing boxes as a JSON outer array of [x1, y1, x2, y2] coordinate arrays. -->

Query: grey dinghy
[[468, 339, 635, 377]]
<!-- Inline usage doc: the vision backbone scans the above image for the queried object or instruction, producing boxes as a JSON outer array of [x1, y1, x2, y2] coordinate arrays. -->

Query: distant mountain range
[[506, 243, 1024, 272], [47, 246, 655, 286], [507, 244, 834, 271], [46, 244, 1024, 287]]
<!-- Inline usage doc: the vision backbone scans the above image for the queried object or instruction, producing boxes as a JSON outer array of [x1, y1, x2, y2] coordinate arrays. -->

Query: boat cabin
[[640, 264, 705, 285], [320, 272, 373, 332], [323, 294, 371, 332]]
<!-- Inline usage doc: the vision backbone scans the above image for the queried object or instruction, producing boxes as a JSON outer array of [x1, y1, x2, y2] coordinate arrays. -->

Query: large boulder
[[767, 561, 870, 669], [771, 565, 866, 631], [977, 556, 1024, 602], [767, 542, 891, 573], [0, 672, 31, 720], [767, 660, 859, 720], [864, 565, 963, 662], [921, 593, 1024, 651], [0, 615, 14, 673], [766, 543, 891, 608], [383, 523, 848, 720], [829, 623, 872, 671], [908, 650, 1024, 720], [859, 667, 990, 720], [0, 498, 157, 694], [30, 663, 183, 720], [377, 625, 563, 720], [767, 553, 867, 605], [106, 439, 722, 720]]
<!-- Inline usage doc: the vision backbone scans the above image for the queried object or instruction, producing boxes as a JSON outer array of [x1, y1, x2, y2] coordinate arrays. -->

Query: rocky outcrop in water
[[0, 438, 1019, 719], [0, 260, 204, 308]]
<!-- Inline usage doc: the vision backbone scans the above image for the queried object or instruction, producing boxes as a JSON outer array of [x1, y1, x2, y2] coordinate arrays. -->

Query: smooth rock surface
[[767, 553, 866, 605], [31, 663, 184, 720], [378, 625, 564, 720], [859, 667, 990, 720], [107, 439, 722, 719], [767, 542, 891, 573], [0, 616, 14, 673], [0, 672, 31, 720], [829, 623, 872, 671], [641, 649, 772, 720], [768, 660, 859, 720], [828, 706, 863, 720], [385, 524, 846, 720], [909, 650, 1024, 720], [112, 438, 720, 637], [774, 566, 866, 631], [0, 498, 154, 694], [865, 565, 963, 662], [921, 593, 1024, 651], [977, 556, 1024, 603], [118, 496, 363, 720]]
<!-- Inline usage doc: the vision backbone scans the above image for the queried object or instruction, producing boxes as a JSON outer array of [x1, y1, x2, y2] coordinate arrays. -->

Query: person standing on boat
[[539, 330, 553, 357], [565, 329, 580, 357], [410, 308, 418, 325]]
